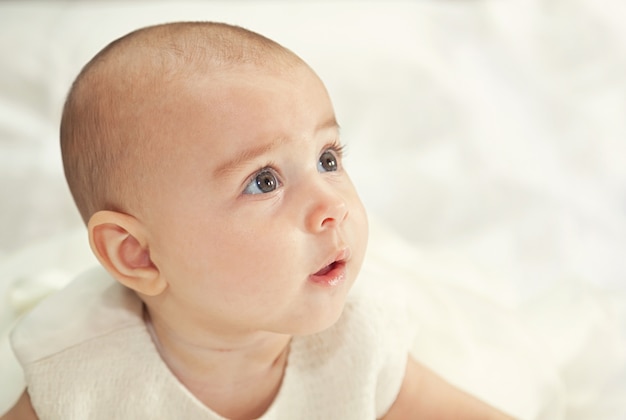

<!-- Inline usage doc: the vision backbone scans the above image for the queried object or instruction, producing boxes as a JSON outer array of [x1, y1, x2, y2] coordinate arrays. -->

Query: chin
[[292, 298, 348, 336]]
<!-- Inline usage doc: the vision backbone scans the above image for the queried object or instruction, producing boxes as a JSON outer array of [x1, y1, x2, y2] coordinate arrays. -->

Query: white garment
[[11, 266, 412, 420], [14, 221, 619, 420]]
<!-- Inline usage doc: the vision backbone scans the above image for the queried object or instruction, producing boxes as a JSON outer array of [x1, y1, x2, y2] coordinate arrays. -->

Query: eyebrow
[[213, 140, 281, 178], [212, 116, 340, 178]]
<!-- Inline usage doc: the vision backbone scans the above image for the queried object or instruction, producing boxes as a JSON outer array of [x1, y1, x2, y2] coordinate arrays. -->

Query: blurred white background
[[1, 1, 626, 417], [1, 1, 625, 299]]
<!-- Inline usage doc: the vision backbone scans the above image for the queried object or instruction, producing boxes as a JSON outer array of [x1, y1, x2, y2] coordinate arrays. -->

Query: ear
[[87, 210, 166, 296]]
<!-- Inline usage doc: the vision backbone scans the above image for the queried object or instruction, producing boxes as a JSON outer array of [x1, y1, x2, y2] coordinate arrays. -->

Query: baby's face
[[139, 64, 368, 336]]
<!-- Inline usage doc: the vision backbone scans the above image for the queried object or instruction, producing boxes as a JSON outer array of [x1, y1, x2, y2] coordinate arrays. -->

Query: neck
[[144, 306, 291, 419]]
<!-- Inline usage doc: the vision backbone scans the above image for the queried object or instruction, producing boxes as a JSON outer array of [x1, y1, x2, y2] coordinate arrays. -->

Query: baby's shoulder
[[10, 266, 143, 365]]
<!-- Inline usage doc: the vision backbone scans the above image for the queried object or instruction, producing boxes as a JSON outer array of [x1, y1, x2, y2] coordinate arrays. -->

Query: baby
[[3, 22, 511, 419]]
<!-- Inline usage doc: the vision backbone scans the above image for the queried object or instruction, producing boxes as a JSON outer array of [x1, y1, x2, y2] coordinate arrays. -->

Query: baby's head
[[61, 22, 299, 224], [61, 22, 368, 336]]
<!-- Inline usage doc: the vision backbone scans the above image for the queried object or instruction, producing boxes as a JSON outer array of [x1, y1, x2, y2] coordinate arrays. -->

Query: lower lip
[[309, 261, 347, 287]]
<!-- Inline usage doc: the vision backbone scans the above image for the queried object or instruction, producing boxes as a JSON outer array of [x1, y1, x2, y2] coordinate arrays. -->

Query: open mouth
[[310, 247, 351, 286], [314, 260, 341, 277], [310, 258, 347, 286]]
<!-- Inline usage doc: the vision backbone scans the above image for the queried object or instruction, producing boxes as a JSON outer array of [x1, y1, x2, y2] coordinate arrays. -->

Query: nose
[[305, 184, 348, 233]]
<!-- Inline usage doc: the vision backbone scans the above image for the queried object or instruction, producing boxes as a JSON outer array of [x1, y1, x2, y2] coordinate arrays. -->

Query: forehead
[[168, 64, 336, 149]]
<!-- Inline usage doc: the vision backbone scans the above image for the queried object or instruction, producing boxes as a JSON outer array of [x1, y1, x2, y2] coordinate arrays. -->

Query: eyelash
[[326, 141, 346, 161], [242, 141, 345, 195]]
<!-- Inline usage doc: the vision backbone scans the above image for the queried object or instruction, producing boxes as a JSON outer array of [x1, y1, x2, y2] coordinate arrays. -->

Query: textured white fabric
[[360, 222, 626, 420], [7, 222, 626, 419], [359, 224, 566, 420], [11, 266, 411, 419]]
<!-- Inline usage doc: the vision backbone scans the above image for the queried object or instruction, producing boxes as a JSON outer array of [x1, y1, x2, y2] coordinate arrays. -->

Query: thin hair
[[60, 21, 301, 223]]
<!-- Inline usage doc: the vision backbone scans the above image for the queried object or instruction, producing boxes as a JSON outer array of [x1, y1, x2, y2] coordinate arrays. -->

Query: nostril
[[320, 216, 337, 228], [304, 187, 348, 233], [320, 204, 347, 229]]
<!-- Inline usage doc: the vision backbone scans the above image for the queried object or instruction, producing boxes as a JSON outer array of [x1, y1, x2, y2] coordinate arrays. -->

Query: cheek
[[165, 213, 295, 285], [357, 204, 369, 245], [344, 187, 369, 269], [352, 200, 369, 255], [345, 181, 369, 237]]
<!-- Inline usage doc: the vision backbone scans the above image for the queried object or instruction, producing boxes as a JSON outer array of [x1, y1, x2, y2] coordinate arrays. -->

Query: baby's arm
[[383, 355, 514, 420], [0, 391, 38, 420]]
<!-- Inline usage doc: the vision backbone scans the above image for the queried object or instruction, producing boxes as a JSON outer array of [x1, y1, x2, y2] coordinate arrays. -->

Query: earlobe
[[88, 211, 166, 296]]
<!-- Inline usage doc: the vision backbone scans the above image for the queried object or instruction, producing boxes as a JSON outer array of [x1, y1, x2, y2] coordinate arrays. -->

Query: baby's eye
[[318, 150, 339, 173], [243, 169, 281, 195]]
